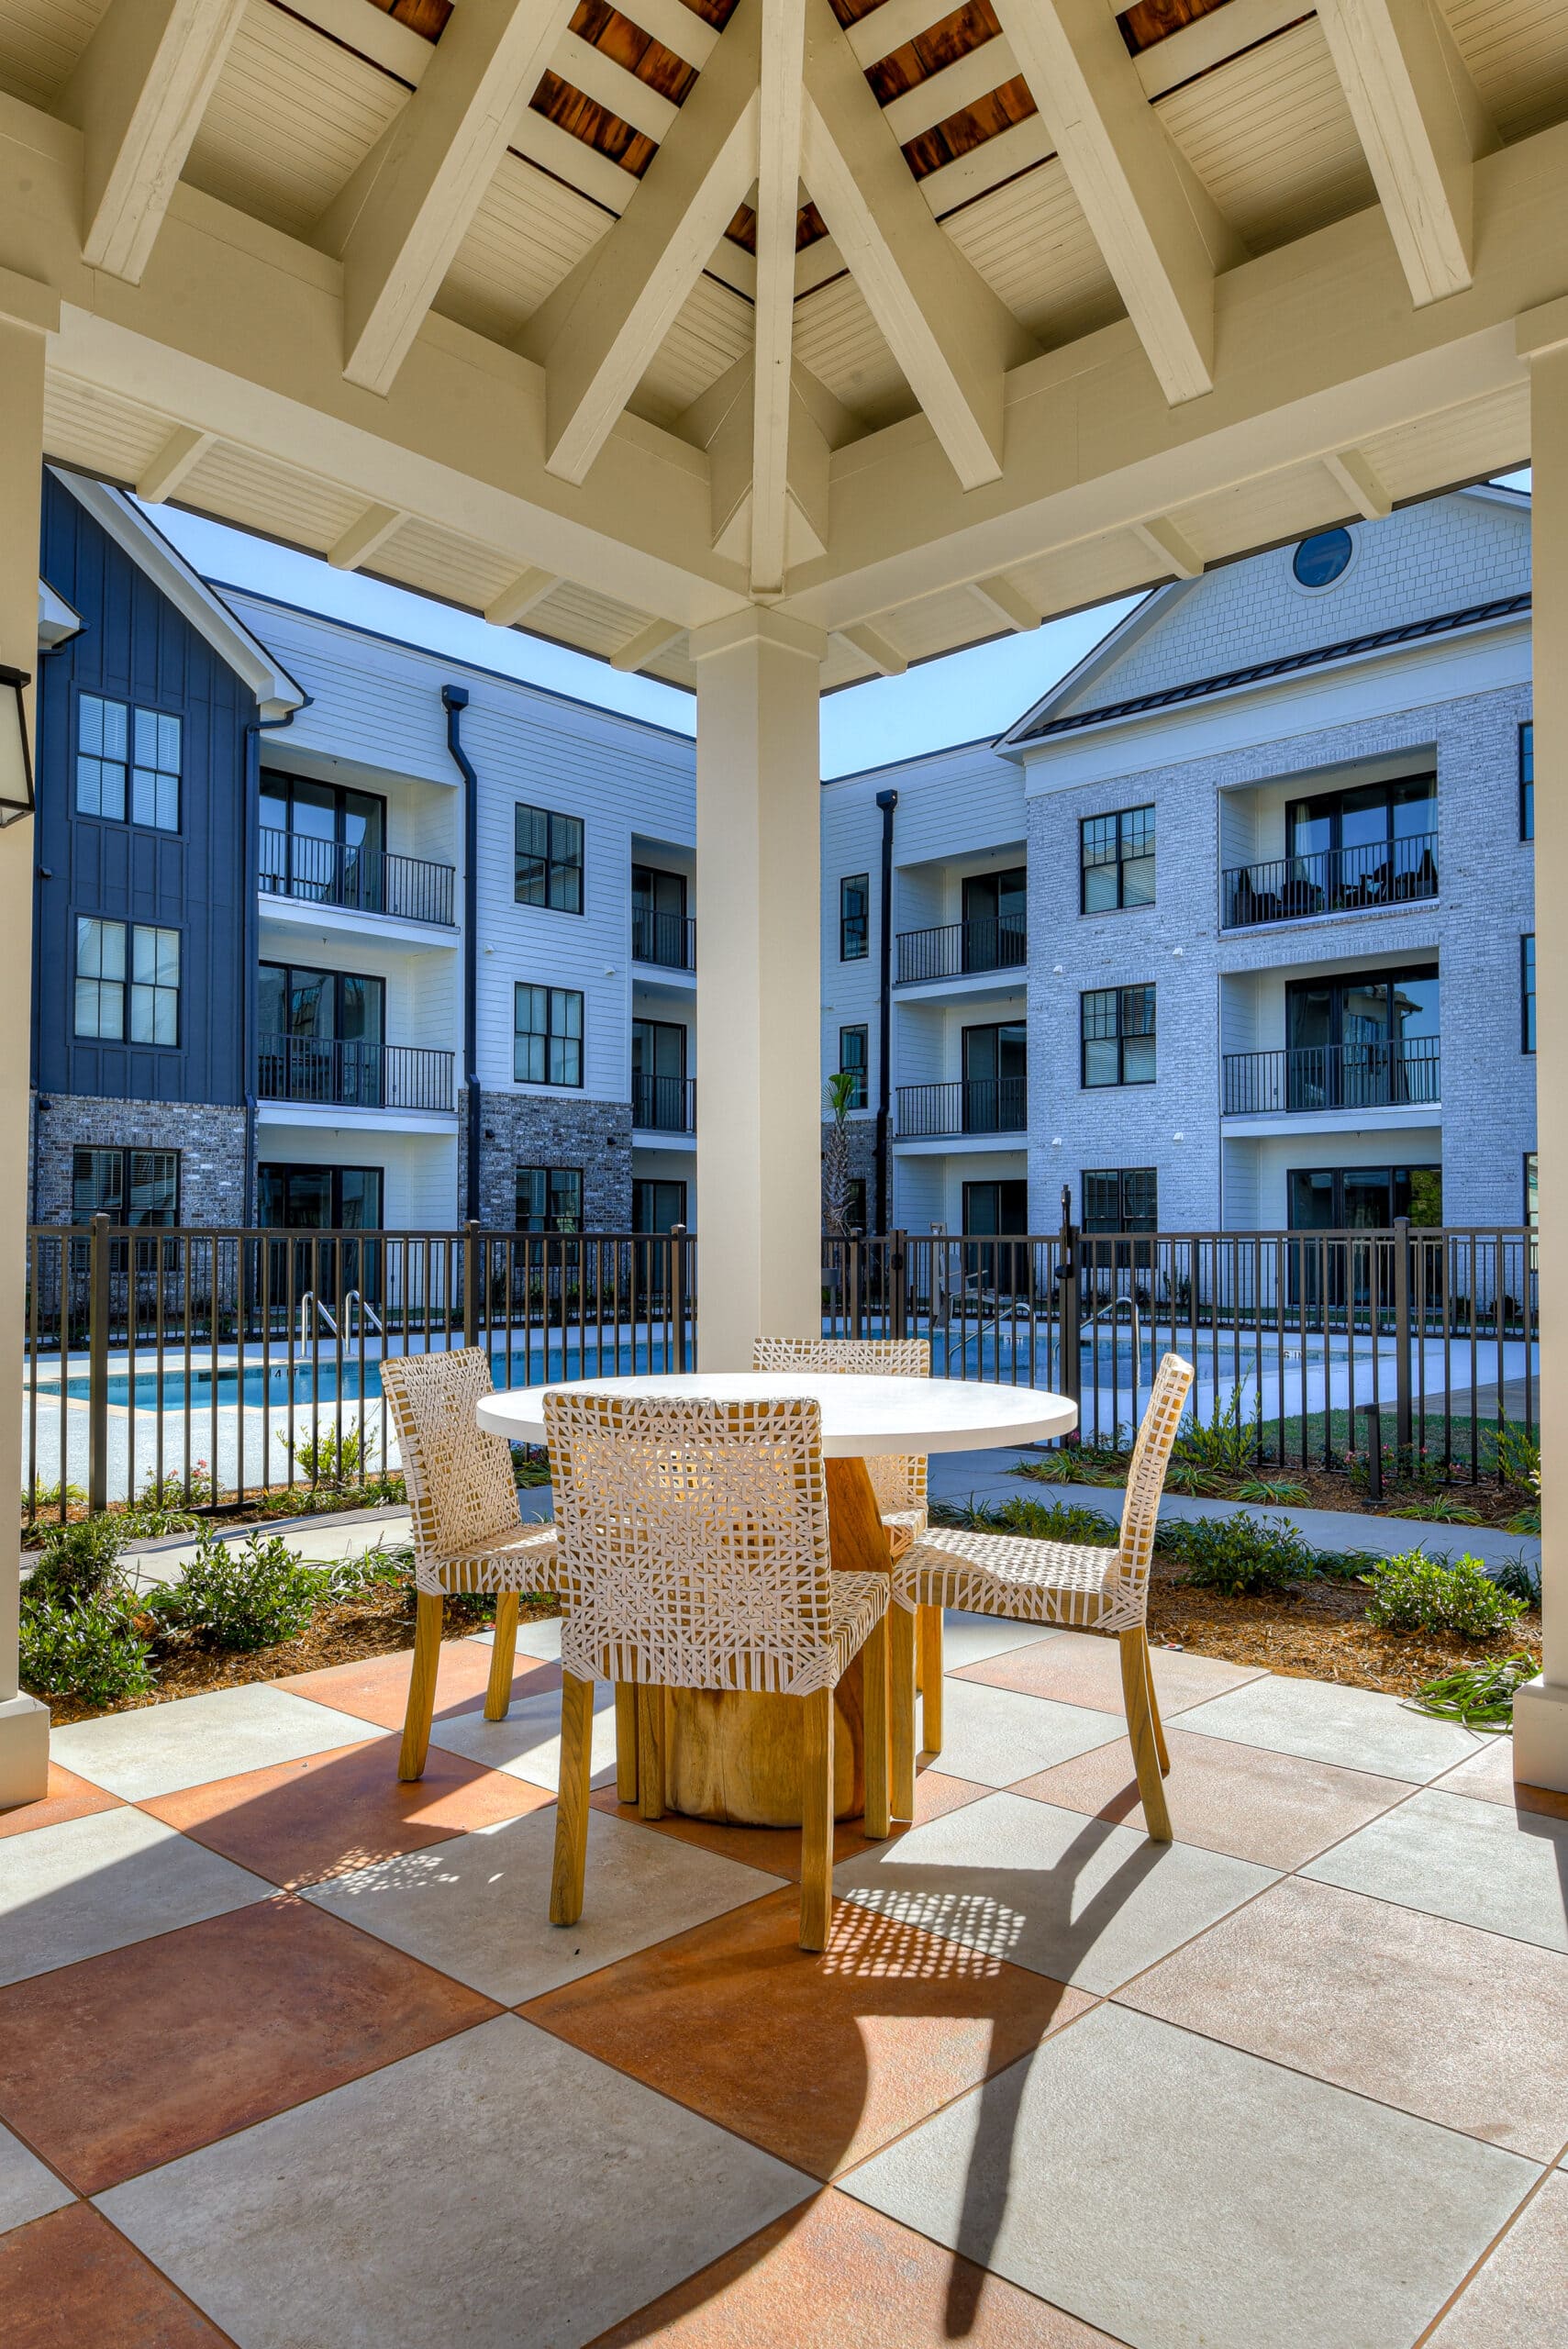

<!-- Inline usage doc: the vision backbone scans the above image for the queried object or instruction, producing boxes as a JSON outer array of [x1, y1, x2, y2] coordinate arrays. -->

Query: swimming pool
[[59, 1339, 667, 1413]]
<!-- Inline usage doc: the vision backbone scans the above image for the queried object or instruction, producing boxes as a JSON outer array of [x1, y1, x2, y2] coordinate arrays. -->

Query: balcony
[[257, 1034, 456, 1114], [632, 1072, 696, 1133], [631, 906, 696, 971], [896, 1077, 1027, 1138], [259, 829, 456, 928], [1222, 1037, 1440, 1117], [895, 915, 1027, 985], [1222, 834, 1438, 930]]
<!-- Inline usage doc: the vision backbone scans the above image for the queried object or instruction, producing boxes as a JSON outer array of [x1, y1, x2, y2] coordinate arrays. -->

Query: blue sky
[[145, 501, 1136, 775]]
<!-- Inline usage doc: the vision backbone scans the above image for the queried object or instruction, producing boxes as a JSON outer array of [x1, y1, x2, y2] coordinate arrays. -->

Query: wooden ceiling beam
[[838, 621, 907, 675], [1132, 516, 1204, 578], [1324, 447, 1395, 521], [59, 0, 245, 284], [484, 566, 561, 626], [751, 0, 807, 598], [971, 573, 1043, 632], [328, 501, 405, 570], [610, 616, 685, 670], [134, 422, 216, 504]]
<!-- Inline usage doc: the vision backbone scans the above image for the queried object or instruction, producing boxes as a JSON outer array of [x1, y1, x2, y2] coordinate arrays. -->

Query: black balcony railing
[[895, 914, 1027, 985], [631, 1072, 695, 1132], [1222, 1037, 1440, 1117], [1222, 833, 1438, 930], [257, 1033, 456, 1113], [896, 1076, 1027, 1137], [259, 829, 456, 927], [631, 907, 696, 970]]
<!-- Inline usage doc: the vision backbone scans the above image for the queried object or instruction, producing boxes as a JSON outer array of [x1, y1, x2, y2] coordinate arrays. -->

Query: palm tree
[[822, 1069, 860, 1236]]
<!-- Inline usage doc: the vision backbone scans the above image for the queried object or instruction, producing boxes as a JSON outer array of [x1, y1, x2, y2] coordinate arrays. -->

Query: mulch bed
[[1027, 1458, 1534, 1534]]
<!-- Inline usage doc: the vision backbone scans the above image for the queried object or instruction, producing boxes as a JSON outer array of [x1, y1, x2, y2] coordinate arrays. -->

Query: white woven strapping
[[379, 1348, 559, 1597], [751, 1335, 929, 1529]]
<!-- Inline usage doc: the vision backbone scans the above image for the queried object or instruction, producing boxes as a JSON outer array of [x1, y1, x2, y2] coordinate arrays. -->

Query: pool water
[[61, 1341, 666, 1413]]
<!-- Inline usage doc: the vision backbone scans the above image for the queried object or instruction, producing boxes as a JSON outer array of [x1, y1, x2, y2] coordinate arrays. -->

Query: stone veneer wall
[[821, 1112, 879, 1230], [30, 1096, 250, 1227], [477, 1091, 633, 1229]]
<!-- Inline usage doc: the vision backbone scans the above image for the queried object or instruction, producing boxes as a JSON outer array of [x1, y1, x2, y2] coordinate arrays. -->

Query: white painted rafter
[[1132, 516, 1205, 579], [554, 30, 679, 145], [485, 567, 560, 627], [1324, 447, 1394, 521], [751, 0, 807, 599], [971, 574, 1043, 633], [611, 617, 684, 672], [134, 423, 214, 504], [328, 502, 404, 571], [59, 0, 245, 284], [838, 622, 906, 675]]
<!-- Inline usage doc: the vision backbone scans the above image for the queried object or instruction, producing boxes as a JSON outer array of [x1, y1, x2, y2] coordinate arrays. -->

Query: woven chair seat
[[563, 1566, 888, 1698], [894, 1527, 1129, 1631], [417, 1521, 559, 1598]]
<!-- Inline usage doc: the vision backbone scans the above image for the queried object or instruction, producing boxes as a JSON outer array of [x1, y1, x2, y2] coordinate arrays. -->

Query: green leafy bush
[[1234, 1477, 1309, 1507], [1385, 1495, 1484, 1525], [278, 1422, 379, 1486], [1362, 1551, 1527, 1640], [1173, 1382, 1260, 1481], [1495, 1419, 1540, 1490], [27, 1514, 130, 1606], [19, 1592, 154, 1707], [1155, 1510, 1318, 1597], [141, 1460, 217, 1509], [150, 1529, 330, 1651], [1495, 1552, 1542, 1606], [929, 1495, 1118, 1544]]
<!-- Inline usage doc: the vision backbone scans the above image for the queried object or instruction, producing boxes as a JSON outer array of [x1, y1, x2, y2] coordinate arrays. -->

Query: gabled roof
[[46, 472, 306, 722]]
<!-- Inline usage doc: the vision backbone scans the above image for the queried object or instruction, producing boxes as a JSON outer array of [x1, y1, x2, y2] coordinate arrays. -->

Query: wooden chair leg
[[1140, 1629, 1171, 1775], [397, 1591, 443, 1782], [918, 1603, 943, 1755], [550, 1671, 595, 1926], [1120, 1629, 1173, 1842], [484, 1592, 518, 1720], [614, 1683, 639, 1804], [890, 1602, 917, 1821], [861, 1615, 890, 1841], [799, 1686, 835, 1952], [638, 1683, 666, 1821]]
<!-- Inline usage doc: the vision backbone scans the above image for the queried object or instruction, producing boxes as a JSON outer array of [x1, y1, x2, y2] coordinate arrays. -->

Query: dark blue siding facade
[[34, 473, 254, 1108]]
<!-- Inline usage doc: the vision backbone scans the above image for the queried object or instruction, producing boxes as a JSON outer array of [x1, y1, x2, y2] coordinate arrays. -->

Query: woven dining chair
[[380, 1350, 560, 1783], [891, 1353, 1195, 1840], [544, 1390, 890, 1952]]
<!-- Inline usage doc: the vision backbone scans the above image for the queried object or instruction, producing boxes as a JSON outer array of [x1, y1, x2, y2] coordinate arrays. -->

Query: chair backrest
[[751, 1335, 929, 1516], [380, 1349, 521, 1568], [1116, 1353, 1195, 1595], [545, 1390, 835, 1695]]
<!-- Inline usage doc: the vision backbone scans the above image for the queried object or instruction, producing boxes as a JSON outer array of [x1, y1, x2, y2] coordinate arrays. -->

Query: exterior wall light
[[0, 664, 35, 822]]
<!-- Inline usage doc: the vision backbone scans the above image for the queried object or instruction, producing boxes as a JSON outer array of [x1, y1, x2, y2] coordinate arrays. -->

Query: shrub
[[1495, 1552, 1542, 1607], [929, 1495, 1118, 1544], [19, 1592, 155, 1707], [278, 1422, 379, 1486], [1495, 1419, 1540, 1491], [1156, 1510, 1318, 1597], [1173, 1381, 1259, 1481], [1234, 1477, 1309, 1507], [1385, 1495, 1484, 1525], [26, 1479, 86, 1517], [141, 1460, 217, 1509], [1362, 1551, 1527, 1640], [27, 1514, 130, 1606], [150, 1529, 330, 1651]]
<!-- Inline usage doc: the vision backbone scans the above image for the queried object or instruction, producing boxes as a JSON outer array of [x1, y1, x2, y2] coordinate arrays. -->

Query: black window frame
[[514, 983, 584, 1087], [1080, 984, 1156, 1088], [632, 1177, 688, 1235], [74, 690, 183, 833], [260, 771, 388, 907], [962, 1178, 1029, 1237], [1523, 933, 1536, 1054], [1081, 1167, 1159, 1234], [514, 802, 585, 915], [1079, 805, 1155, 915], [1526, 1151, 1539, 1231], [74, 917, 183, 1047], [516, 1165, 584, 1231], [839, 1023, 869, 1109], [256, 1163, 384, 1230], [71, 1145, 181, 1228], [840, 873, 870, 961], [1521, 720, 1534, 843], [1285, 773, 1437, 861]]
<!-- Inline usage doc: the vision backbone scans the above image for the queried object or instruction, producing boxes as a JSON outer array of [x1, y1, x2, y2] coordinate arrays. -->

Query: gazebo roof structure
[[0, 0, 1562, 686]]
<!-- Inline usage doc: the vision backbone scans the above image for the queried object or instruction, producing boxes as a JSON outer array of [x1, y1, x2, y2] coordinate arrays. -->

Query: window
[[1526, 1152, 1539, 1232], [840, 873, 869, 960], [633, 1178, 687, 1235], [517, 1166, 583, 1230], [257, 1165, 383, 1230], [632, 1017, 688, 1130], [261, 773, 387, 910], [74, 917, 125, 1039], [1082, 1168, 1158, 1233], [72, 1147, 180, 1226], [839, 1023, 868, 1109], [515, 985, 583, 1085], [1523, 934, 1536, 1054], [131, 927, 180, 1044], [1081, 985, 1155, 1087], [515, 803, 584, 914], [1288, 1165, 1441, 1230], [631, 864, 689, 966], [1292, 528, 1353, 588], [962, 1179, 1028, 1236], [1282, 965, 1439, 1108], [73, 919, 181, 1045], [962, 867, 1027, 967], [75, 696, 180, 829], [1521, 721, 1534, 842], [1080, 806, 1155, 914], [962, 1021, 1027, 1130]]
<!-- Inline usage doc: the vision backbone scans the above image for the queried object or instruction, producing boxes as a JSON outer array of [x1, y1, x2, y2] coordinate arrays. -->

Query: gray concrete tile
[[1176, 1673, 1483, 1782], [1304, 1790, 1568, 1955], [937, 1611, 1065, 1669], [1429, 2170, 1568, 2346], [0, 2121, 73, 2235], [0, 1809, 270, 1988], [50, 1686, 382, 1801], [841, 2004, 1539, 2349], [98, 2013, 812, 2349], [832, 1789, 1276, 1992], [469, 1615, 561, 1661], [427, 1672, 617, 1790], [304, 1807, 785, 2003], [925, 1678, 1122, 1787]]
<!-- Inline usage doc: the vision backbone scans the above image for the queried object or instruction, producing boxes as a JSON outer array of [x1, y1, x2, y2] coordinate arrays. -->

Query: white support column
[[0, 278, 52, 1807], [690, 607, 825, 1368], [1517, 319, 1568, 1789]]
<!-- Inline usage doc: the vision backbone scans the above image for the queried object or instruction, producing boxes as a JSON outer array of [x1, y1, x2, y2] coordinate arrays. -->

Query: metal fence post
[[88, 1212, 111, 1515], [890, 1229, 908, 1341], [1058, 1186, 1082, 1438], [1393, 1213, 1412, 1455], [672, 1225, 690, 1371], [462, 1219, 481, 1351]]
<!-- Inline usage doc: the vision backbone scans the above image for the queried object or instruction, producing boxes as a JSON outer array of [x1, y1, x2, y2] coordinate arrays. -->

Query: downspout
[[243, 697, 310, 1227], [874, 788, 898, 1234], [30, 629, 76, 1222], [441, 685, 482, 1225]]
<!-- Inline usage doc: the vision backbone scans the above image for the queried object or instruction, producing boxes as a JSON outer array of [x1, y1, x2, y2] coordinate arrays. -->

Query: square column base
[[1512, 1675, 1568, 1795], [0, 1691, 50, 1809]]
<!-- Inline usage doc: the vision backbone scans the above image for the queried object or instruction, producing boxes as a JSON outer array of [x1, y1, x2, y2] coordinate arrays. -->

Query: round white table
[[476, 1371, 1078, 1827]]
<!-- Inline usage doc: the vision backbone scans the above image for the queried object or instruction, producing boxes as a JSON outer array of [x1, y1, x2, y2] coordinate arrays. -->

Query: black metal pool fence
[[22, 1212, 1537, 1520]]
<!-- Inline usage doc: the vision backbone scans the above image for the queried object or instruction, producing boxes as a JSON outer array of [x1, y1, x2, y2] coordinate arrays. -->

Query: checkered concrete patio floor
[[4, 1614, 1567, 2348]]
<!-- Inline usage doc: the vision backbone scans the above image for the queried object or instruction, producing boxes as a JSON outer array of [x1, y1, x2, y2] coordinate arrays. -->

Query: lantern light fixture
[[0, 665, 35, 824]]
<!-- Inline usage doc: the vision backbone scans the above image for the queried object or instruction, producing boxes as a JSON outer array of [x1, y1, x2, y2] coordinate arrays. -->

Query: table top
[[475, 1371, 1077, 1457]]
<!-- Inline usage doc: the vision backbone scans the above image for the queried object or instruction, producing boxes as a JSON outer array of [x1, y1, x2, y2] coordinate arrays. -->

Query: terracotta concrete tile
[[0, 1763, 122, 1841], [956, 1629, 1263, 1716], [1120, 1875, 1568, 2158], [524, 1882, 1094, 2180], [586, 2188, 1122, 2346], [1429, 2170, 1568, 2346], [277, 1638, 557, 1731], [1014, 1724, 1415, 1869], [588, 1767, 988, 1881], [139, 1737, 551, 1887], [0, 2201, 234, 2349], [1435, 1736, 1568, 1822], [0, 1896, 499, 2194]]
